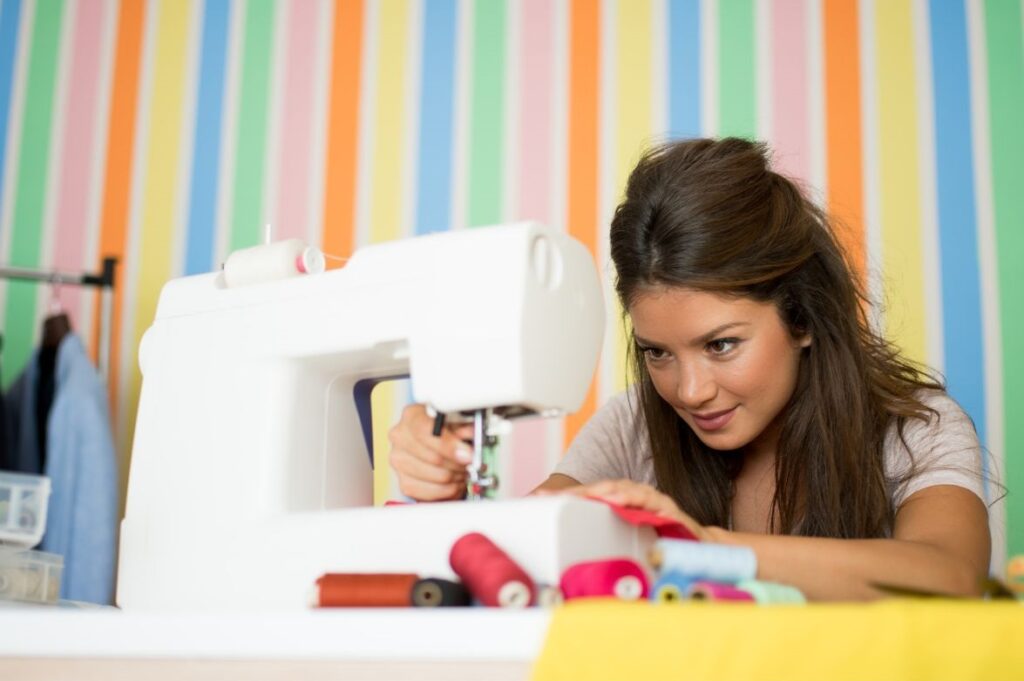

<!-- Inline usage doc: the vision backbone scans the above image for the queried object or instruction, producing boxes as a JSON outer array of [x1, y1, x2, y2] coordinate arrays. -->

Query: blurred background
[[0, 0, 1019, 565]]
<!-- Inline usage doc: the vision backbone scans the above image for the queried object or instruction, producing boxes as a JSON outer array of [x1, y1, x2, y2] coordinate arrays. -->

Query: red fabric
[[587, 496, 699, 540]]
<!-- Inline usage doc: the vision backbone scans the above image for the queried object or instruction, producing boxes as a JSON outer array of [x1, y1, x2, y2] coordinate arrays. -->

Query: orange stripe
[[564, 0, 600, 450], [321, 0, 364, 263], [823, 0, 865, 282], [94, 0, 145, 415]]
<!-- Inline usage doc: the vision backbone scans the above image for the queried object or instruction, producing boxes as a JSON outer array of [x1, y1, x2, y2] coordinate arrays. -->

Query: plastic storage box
[[0, 471, 61, 604], [0, 471, 51, 548], [0, 547, 62, 604]]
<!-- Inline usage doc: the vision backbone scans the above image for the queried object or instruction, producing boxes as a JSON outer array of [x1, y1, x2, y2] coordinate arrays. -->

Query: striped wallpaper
[[0, 0, 1020, 563]]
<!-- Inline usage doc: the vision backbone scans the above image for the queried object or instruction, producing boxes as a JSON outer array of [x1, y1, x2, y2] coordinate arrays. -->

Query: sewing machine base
[[116, 496, 653, 611]]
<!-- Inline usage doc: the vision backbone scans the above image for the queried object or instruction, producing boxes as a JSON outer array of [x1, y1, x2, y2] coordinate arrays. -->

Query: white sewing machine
[[117, 222, 653, 611]]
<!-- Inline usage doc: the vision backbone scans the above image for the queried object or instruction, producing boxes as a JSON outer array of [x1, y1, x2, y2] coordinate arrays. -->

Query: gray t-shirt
[[554, 388, 986, 510]]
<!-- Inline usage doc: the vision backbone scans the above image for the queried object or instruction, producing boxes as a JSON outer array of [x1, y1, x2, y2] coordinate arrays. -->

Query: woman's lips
[[691, 407, 736, 432]]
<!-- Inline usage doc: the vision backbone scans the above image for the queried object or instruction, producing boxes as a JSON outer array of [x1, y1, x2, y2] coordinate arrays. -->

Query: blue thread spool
[[649, 538, 757, 583], [650, 570, 694, 603], [735, 579, 806, 604]]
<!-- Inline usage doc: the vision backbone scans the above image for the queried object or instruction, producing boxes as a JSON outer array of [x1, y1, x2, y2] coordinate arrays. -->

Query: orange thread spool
[[314, 573, 419, 607], [450, 532, 535, 607]]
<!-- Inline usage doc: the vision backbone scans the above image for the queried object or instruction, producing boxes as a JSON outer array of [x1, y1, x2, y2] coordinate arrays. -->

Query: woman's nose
[[676, 360, 717, 409]]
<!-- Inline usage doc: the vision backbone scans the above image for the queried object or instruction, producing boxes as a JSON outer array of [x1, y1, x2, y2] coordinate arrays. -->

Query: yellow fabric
[[531, 599, 1024, 681]]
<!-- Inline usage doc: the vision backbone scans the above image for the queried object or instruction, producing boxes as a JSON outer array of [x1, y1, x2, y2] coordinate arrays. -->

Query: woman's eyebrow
[[690, 322, 749, 346], [634, 322, 750, 349]]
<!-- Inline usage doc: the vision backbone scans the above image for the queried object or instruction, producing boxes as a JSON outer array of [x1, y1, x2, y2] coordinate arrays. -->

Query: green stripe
[[717, 0, 756, 139], [2, 2, 65, 385], [228, 0, 274, 251], [466, 0, 506, 227], [985, 0, 1024, 559]]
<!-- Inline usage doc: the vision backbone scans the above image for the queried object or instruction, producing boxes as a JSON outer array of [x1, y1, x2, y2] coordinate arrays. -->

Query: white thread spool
[[223, 238, 325, 288]]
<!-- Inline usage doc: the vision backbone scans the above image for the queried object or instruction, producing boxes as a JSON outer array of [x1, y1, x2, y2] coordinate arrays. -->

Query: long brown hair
[[609, 137, 943, 538]]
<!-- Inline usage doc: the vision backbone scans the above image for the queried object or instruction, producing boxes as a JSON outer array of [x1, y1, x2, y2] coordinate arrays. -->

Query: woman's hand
[[564, 479, 713, 541], [387, 404, 474, 501]]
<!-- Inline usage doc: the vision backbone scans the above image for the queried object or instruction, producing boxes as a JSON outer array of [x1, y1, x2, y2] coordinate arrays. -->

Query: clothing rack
[[0, 257, 117, 382]]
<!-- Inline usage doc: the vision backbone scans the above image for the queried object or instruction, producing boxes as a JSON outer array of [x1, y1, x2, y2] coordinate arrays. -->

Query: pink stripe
[[770, 0, 809, 182], [52, 0, 106, 328], [509, 0, 556, 496], [274, 1, 319, 241]]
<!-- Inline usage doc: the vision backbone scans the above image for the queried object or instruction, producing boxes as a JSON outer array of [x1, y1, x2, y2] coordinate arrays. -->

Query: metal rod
[[99, 285, 113, 383], [0, 265, 87, 286], [0, 260, 118, 385]]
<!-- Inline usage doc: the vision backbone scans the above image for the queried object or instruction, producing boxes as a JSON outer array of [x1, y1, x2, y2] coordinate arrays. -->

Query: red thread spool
[[314, 573, 419, 607], [449, 532, 535, 607], [559, 558, 650, 601], [687, 580, 756, 602]]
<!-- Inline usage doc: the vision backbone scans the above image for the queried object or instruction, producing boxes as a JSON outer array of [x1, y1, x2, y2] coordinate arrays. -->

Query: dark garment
[[35, 345, 57, 472], [6, 334, 118, 603], [0, 332, 8, 471]]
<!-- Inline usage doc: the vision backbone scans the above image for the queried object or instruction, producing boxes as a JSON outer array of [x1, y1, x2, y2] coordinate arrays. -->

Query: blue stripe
[[414, 0, 456, 235], [0, 0, 23, 237], [184, 0, 230, 274], [668, 0, 700, 138], [929, 1, 987, 454]]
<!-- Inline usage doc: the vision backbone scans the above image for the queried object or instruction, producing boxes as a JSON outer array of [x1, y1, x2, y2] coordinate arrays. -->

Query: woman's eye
[[641, 347, 669, 362], [707, 338, 738, 355]]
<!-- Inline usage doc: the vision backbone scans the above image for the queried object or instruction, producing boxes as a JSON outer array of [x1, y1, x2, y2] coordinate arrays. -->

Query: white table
[[0, 605, 551, 680]]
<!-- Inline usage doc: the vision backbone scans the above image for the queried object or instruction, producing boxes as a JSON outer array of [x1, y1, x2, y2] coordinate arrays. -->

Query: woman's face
[[628, 286, 810, 457]]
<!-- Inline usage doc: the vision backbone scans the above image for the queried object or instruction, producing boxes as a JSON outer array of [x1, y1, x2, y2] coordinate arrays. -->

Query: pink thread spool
[[560, 558, 650, 601], [449, 532, 535, 607], [687, 580, 755, 602]]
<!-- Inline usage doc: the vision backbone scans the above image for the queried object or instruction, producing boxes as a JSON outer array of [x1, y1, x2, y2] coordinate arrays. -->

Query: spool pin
[[223, 238, 325, 288]]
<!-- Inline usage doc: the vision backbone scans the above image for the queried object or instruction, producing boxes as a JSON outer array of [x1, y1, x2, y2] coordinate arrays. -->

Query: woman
[[388, 137, 992, 600]]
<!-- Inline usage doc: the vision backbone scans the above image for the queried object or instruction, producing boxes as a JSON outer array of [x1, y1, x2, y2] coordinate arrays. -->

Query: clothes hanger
[[42, 276, 71, 349]]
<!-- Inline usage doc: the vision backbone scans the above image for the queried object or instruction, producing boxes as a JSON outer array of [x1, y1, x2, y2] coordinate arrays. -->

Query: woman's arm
[[530, 473, 581, 495], [573, 479, 990, 601], [710, 484, 990, 600]]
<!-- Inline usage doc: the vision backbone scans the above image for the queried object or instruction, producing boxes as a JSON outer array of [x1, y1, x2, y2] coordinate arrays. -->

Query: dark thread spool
[[314, 573, 418, 607], [449, 532, 535, 607], [411, 577, 471, 607]]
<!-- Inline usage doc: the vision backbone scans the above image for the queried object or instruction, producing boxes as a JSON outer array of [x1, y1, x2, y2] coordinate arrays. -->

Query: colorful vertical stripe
[[667, 0, 700, 139], [184, 0, 230, 275], [564, 0, 601, 449], [467, 0, 507, 228], [3, 1, 66, 378], [717, 0, 755, 138], [415, 0, 457, 236], [824, 0, 866, 280], [612, 0, 654, 395], [769, 0, 809, 182], [874, 1, 927, 365], [52, 0, 108, 326], [0, 0, 1018, 554], [510, 0, 557, 495], [321, 0, 364, 260], [95, 0, 145, 417], [368, 0, 413, 504], [273, 0, 321, 243], [985, 0, 1024, 559], [0, 0, 24, 234], [928, 0, 986, 451], [228, 0, 274, 252]]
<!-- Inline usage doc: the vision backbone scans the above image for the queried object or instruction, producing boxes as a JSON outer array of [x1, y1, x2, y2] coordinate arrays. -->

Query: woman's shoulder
[[889, 388, 976, 439], [884, 388, 987, 507]]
